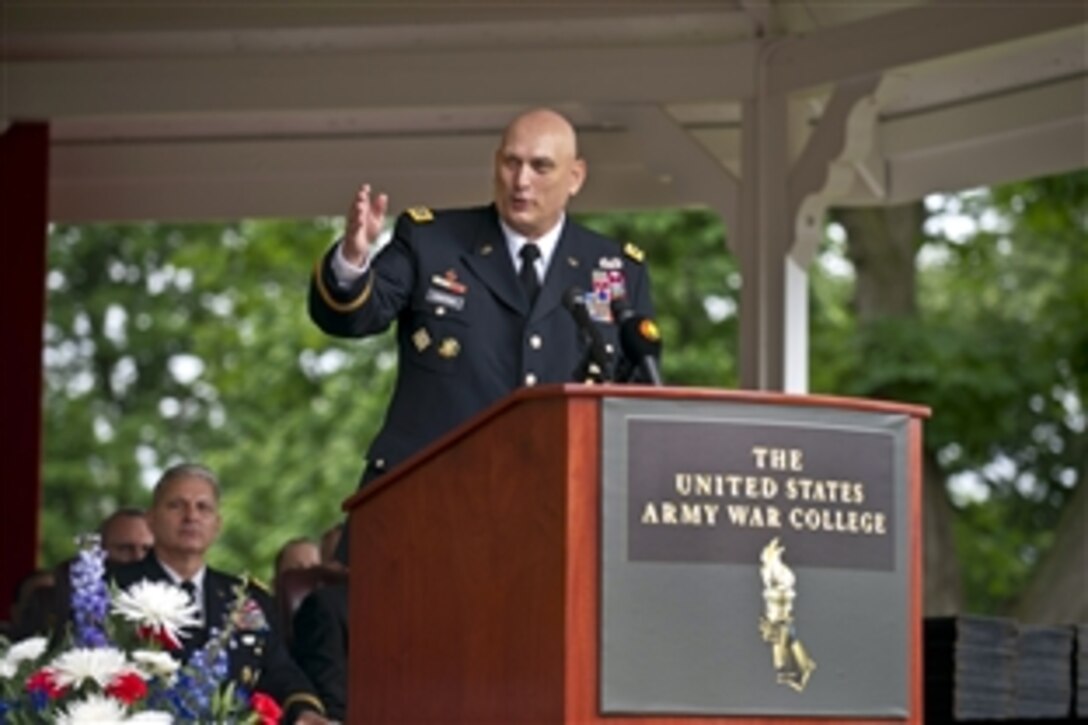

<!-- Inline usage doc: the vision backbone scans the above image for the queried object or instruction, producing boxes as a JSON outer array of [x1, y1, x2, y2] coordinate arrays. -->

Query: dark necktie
[[518, 243, 542, 306], [178, 580, 204, 655], [180, 580, 197, 606]]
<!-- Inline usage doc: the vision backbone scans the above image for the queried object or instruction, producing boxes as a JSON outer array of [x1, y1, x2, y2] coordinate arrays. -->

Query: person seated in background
[[291, 581, 348, 722], [6, 568, 57, 640], [110, 463, 329, 724], [98, 507, 154, 564], [11, 506, 152, 641], [318, 523, 345, 570], [273, 537, 321, 593]]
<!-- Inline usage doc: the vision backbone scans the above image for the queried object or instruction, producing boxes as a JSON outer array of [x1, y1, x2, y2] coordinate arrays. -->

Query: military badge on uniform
[[412, 327, 432, 352], [623, 241, 645, 263], [425, 287, 466, 311], [406, 206, 434, 223], [426, 269, 467, 311], [438, 338, 461, 359], [431, 269, 467, 295], [231, 598, 269, 631], [587, 266, 628, 322]]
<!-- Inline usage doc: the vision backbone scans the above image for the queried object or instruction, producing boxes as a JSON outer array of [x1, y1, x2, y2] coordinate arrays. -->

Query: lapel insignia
[[479, 244, 494, 256], [406, 206, 434, 223], [438, 337, 461, 359], [567, 256, 580, 268], [412, 327, 432, 352], [623, 242, 645, 263]]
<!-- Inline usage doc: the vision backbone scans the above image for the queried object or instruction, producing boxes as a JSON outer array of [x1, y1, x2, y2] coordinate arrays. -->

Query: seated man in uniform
[[109, 463, 329, 724]]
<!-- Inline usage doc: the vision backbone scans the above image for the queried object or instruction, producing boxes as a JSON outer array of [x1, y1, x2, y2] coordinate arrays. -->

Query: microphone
[[562, 287, 613, 383], [611, 297, 664, 386]]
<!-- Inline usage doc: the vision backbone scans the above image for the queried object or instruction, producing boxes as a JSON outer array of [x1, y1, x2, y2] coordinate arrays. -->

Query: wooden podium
[[343, 385, 928, 724]]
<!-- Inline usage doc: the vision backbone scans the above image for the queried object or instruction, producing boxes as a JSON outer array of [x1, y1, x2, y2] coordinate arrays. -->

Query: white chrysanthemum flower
[[5, 636, 49, 665], [55, 693, 129, 724], [128, 711, 174, 723], [131, 650, 180, 678], [50, 647, 129, 688], [111, 580, 200, 646], [1, 636, 49, 677]]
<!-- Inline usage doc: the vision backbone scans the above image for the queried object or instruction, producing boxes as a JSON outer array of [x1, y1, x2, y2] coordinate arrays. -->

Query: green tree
[[830, 171, 1086, 615], [43, 219, 396, 578]]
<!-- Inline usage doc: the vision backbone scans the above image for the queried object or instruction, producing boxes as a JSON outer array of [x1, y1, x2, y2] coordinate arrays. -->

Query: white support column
[[734, 63, 889, 393]]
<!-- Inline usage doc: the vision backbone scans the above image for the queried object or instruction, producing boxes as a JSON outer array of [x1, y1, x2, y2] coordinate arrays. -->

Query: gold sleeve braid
[[312, 257, 375, 313], [283, 692, 326, 714]]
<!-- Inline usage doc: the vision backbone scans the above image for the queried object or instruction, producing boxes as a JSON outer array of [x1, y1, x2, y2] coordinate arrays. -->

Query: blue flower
[[69, 534, 110, 648]]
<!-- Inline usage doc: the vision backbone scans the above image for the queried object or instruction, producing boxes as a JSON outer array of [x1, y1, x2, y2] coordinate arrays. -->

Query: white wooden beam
[[766, 2, 1086, 94], [788, 74, 885, 264], [46, 131, 693, 223], [3, 43, 757, 120]]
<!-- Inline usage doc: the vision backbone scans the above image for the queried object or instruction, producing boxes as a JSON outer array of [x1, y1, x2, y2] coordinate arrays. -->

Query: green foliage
[[832, 172, 1087, 613], [42, 219, 396, 576]]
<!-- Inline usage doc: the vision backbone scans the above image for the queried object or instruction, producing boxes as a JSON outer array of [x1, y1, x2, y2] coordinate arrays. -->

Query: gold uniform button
[[529, 334, 542, 349], [525, 373, 538, 386]]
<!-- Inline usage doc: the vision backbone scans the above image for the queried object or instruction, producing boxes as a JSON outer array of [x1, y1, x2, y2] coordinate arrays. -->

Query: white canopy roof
[[4, 0, 1085, 223]]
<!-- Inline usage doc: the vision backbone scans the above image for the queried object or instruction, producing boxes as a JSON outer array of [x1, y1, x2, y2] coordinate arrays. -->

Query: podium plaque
[[602, 397, 911, 717]]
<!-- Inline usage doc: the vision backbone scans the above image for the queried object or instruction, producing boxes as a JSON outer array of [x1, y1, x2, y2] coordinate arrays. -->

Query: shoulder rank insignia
[[247, 576, 271, 595], [623, 242, 645, 263], [406, 206, 434, 223]]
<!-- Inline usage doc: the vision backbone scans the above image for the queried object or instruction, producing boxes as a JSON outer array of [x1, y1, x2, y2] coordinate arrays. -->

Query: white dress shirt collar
[[158, 560, 208, 620], [499, 214, 565, 278]]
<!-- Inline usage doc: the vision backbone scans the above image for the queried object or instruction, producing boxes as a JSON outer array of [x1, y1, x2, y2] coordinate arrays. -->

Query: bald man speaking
[[310, 108, 657, 487]]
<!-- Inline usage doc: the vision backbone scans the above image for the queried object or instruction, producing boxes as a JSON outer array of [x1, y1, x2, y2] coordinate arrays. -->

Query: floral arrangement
[[0, 536, 282, 724]]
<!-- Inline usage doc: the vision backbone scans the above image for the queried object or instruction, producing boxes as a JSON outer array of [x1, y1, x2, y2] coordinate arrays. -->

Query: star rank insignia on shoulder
[[623, 241, 645, 263], [247, 576, 272, 595], [406, 206, 434, 223]]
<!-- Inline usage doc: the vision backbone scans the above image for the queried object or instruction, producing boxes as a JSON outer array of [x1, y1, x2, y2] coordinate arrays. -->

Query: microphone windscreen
[[620, 314, 662, 358]]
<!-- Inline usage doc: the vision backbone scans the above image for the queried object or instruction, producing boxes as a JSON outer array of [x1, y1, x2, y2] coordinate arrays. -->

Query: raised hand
[[342, 183, 389, 266]]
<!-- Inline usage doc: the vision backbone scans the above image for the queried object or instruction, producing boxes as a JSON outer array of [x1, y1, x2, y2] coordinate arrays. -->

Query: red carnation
[[106, 671, 149, 704], [137, 623, 181, 650], [26, 668, 66, 699], [250, 692, 282, 725]]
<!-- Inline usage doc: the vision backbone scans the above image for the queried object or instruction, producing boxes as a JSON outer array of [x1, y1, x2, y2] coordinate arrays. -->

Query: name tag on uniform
[[425, 287, 466, 311]]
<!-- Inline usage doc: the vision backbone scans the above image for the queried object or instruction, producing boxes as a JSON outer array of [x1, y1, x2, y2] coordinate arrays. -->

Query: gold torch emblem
[[758, 537, 817, 692]]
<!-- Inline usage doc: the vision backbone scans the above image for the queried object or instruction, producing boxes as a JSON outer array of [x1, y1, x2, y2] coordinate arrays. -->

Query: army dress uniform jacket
[[309, 204, 655, 482], [109, 553, 325, 722]]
